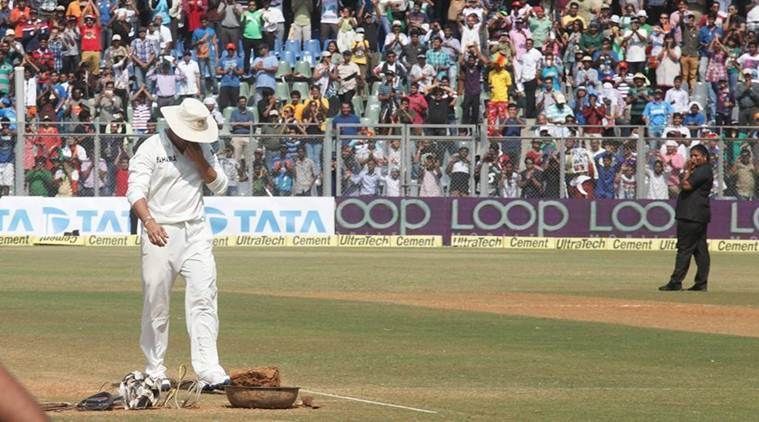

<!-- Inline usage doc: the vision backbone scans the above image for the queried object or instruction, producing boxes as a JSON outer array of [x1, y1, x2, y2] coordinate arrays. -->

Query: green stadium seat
[[291, 81, 310, 98], [365, 104, 380, 125], [239, 81, 251, 100], [248, 106, 259, 123], [294, 60, 312, 78], [274, 82, 290, 101], [275, 61, 291, 78], [351, 96, 364, 116], [366, 95, 379, 108]]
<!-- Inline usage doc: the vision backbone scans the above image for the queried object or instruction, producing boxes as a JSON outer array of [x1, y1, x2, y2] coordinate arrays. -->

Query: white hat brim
[[161, 104, 218, 143]]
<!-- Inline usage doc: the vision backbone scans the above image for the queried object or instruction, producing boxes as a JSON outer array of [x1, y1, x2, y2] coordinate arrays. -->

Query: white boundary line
[[300, 389, 438, 414]]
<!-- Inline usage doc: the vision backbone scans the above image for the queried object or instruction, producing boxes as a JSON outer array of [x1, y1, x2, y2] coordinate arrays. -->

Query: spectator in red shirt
[[79, 8, 101, 75], [31, 38, 55, 71], [113, 153, 129, 196], [582, 93, 606, 135]]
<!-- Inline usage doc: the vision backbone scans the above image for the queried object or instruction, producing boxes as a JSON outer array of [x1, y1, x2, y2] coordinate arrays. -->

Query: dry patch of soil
[[278, 291, 759, 338]]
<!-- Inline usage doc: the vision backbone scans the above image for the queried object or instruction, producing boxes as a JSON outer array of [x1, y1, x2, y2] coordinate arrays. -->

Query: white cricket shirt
[[127, 130, 228, 224]]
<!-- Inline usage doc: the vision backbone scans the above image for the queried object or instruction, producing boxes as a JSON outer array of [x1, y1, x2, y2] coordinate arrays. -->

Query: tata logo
[[203, 207, 327, 235], [0, 209, 33, 232], [42, 207, 131, 233], [205, 207, 228, 234]]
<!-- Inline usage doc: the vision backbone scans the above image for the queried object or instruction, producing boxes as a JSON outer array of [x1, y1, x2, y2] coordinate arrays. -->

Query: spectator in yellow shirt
[[486, 57, 512, 136]]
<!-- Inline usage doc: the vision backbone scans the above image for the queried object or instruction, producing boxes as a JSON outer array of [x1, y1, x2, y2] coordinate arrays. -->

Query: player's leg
[[139, 226, 179, 380], [181, 224, 228, 386]]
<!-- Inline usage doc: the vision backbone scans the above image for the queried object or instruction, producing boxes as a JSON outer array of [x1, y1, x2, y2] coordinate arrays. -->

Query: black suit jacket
[[675, 164, 713, 223]]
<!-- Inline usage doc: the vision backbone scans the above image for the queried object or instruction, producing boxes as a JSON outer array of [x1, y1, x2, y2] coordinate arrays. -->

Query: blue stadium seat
[[284, 39, 301, 58], [301, 50, 316, 67], [305, 39, 321, 59], [282, 50, 297, 69]]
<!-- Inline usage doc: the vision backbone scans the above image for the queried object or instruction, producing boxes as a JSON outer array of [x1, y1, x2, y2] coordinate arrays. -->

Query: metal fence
[[6, 121, 758, 200]]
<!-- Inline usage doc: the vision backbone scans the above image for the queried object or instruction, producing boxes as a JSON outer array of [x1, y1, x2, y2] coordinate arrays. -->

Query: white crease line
[[301, 389, 438, 414]]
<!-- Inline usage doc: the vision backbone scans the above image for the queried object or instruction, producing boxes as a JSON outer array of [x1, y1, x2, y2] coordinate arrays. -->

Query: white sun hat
[[161, 98, 218, 143]]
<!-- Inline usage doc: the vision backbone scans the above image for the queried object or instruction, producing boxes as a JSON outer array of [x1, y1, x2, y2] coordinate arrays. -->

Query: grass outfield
[[2, 247, 759, 420]]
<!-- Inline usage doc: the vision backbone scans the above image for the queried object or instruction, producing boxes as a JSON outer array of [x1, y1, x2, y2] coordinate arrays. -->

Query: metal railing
[[7, 121, 758, 201]]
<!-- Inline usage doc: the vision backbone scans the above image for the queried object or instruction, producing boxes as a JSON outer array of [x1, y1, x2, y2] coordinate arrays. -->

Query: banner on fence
[[335, 197, 759, 242], [0, 197, 335, 236]]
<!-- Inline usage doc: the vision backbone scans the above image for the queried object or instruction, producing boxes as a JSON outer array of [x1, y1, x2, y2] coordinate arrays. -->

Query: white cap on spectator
[[321, 51, 331, 57], [112, 34, 122, 41], [610, 15, 620, 23], [636, 10, 647, 17], [203, 97, 216, 106], [55, 5, 65, 10], [392, 20, 402, 26], [554, 93, 566, 104], [4, 29, 13, 37], [665, 140, 678, 147]]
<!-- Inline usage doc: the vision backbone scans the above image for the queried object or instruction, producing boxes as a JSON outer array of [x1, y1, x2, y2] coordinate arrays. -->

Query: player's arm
[[184, 143, 228, 195], [0, 365, 47, 422], [127, 144, 168, 246]]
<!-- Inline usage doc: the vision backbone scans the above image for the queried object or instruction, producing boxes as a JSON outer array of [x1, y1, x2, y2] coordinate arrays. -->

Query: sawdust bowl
[[226, 367, 300, 409]]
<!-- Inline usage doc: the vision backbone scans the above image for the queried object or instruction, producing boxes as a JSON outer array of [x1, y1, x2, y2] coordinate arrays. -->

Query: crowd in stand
[[0, 0, 757, 199]]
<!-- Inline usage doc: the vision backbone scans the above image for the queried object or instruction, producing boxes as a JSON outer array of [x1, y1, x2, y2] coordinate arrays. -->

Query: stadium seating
[[275, 60, 291, 78], [365, 103, 380, 125], [239, 81, 251, 100], [304, 39, 322, 61], [275, 82, 291, 101], [291, 82, 310, 98], [282, 50, 297, 68], [294, 60, 312, 78], [284, 40, 301, 59], [351, 96, 364, 116]]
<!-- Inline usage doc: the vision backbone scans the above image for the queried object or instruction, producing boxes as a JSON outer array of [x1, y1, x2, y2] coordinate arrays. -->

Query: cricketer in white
[[126, 98, 230, 390]]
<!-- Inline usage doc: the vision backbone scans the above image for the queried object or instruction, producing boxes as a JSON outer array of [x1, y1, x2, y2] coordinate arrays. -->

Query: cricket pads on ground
[[230, 367, 281, 387]]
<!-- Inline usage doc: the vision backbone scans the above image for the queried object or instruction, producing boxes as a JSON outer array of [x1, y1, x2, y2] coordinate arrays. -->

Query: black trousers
[[523, 78, 538, 118], [218, 86, 240, 111], [669, 219, 710, 287], [462, 94, 480, 125]]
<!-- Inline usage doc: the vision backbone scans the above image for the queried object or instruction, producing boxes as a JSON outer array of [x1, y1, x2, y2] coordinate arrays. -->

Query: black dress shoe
[[659, 283, 682, 291], [687, 284, 708, 291]]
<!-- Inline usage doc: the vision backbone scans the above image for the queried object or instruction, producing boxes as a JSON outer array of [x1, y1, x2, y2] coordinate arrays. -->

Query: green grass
[[2, 247, 759, 421]]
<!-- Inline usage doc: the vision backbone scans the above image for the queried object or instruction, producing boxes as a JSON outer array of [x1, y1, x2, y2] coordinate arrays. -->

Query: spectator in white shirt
[[348, 158, 381, 195], [518, 38, 543, 117], [665, 76, 690, 114], [409, 55, 436, 91], [622, 16, 648, 74], [177, 50, 201, 99]]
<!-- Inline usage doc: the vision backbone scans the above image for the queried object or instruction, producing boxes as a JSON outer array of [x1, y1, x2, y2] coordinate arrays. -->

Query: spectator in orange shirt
[[9, 0, 30, 31]]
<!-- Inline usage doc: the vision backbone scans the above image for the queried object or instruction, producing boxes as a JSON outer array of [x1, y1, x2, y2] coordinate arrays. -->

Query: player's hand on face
[[184, 142, 208, 167], [145, 220, 169, 247]]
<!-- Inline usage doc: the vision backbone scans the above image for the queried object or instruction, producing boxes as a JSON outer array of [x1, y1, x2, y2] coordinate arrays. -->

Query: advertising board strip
[[335, 197, 759, 241], [0, 197, 336, 236], [2, 234, 757, 252]]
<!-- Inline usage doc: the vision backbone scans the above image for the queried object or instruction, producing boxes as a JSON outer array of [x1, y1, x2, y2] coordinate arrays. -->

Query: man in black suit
[[659, 144, 713, 292]]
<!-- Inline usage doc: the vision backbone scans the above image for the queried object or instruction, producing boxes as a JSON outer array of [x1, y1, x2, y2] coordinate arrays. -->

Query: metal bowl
[[225, 386, 300, 409]]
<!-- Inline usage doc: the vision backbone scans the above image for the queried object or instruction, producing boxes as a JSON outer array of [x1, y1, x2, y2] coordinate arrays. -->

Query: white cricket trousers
[[140, 220, 227, 384]]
